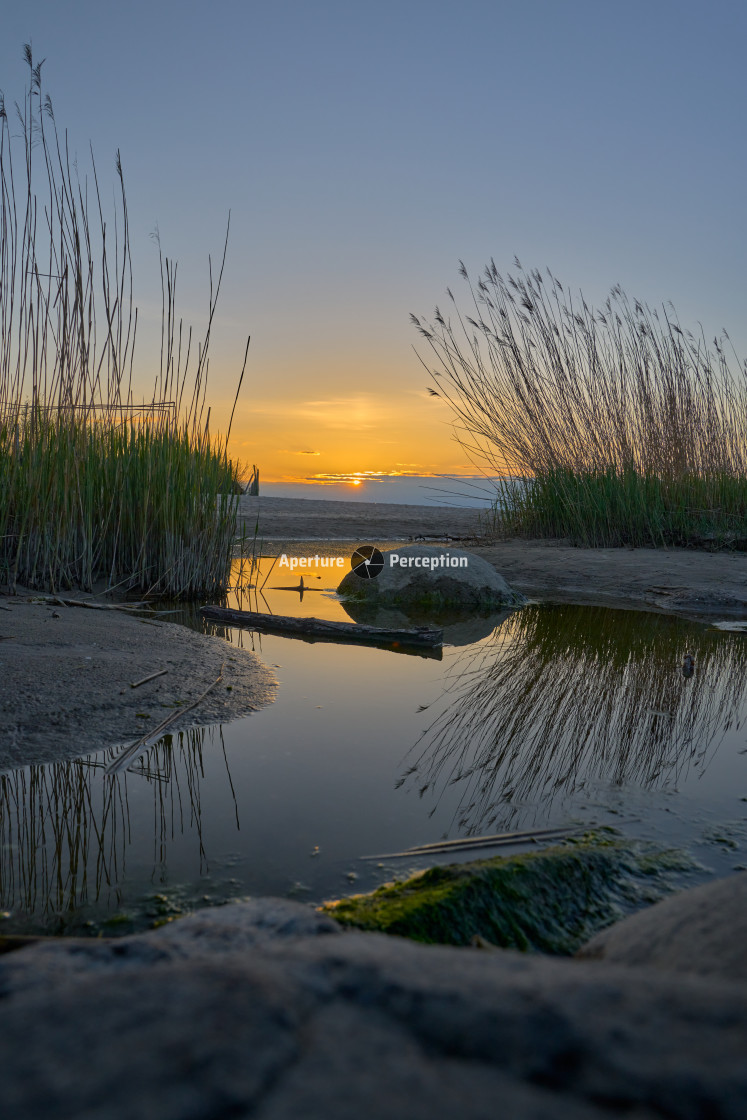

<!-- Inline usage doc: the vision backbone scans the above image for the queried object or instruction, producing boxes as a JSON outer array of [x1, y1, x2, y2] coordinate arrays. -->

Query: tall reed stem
[[0, 47, 248, 595]]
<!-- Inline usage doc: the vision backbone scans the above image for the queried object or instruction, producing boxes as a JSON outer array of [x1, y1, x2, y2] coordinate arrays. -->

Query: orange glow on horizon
[[225, 387, 482, 483]]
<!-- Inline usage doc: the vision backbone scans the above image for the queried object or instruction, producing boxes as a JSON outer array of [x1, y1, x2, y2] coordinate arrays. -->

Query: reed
[[404, 605, 746, 833], [0, 47, 246, 595], [0, 726, 227, 933], [413, 259, 747, 546]]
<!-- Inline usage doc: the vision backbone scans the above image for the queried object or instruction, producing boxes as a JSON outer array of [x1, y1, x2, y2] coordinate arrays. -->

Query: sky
[[1, 0, 745, 484]]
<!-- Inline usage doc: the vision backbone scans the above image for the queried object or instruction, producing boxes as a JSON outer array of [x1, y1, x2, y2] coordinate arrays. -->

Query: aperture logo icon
[[350, 545, 384, 579]]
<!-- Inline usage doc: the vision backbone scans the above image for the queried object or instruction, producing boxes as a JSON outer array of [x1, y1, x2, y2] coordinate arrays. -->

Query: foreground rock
[[0, 897, 745, 1119], [338, 544, 525, 608], [0, 597, 276, 771], [577, 870, 747, 980]]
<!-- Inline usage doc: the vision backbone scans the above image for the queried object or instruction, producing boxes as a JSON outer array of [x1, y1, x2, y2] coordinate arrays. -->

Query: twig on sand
[[105, 664, 224, 776], [33, 595, 152, 612], [130, 668, 169, 689]]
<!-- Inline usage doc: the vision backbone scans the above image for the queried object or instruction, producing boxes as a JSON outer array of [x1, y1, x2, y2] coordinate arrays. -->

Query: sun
[[350, 478, 362, 487]]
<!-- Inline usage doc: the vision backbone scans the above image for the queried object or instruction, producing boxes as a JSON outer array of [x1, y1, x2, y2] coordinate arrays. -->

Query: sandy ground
[[0, 596, 276, 772], [471, 539, 747, 617], [246, 496, 747, 620], [239, 494, 483, 540]]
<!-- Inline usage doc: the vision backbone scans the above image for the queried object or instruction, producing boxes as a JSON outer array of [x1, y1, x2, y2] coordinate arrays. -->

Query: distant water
[[260, 475, 502, 507]]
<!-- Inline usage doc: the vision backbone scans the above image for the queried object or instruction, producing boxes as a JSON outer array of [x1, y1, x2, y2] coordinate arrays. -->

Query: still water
[[1, 550, 746, 935]]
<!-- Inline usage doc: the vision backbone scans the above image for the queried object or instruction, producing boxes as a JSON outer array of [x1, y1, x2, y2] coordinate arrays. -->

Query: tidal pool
[[1, 550, 746, 935]]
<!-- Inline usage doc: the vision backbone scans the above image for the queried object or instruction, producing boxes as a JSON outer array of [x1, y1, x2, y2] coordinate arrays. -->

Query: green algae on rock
[[321, 832, 697, 955]]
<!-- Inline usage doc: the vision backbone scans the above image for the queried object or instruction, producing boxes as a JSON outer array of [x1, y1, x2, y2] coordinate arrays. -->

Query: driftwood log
[[200, 605, 443, 653]]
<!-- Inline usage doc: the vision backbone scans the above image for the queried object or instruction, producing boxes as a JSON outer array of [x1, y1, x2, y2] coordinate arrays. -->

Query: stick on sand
[[130, 668, 169, 689], [106, 664, 224, 776]]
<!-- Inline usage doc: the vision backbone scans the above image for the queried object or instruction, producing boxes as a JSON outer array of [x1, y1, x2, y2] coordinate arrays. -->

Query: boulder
[[1, 895, 746, 1119], [337, 545, 525, 609], [576, 870, 747, 980]]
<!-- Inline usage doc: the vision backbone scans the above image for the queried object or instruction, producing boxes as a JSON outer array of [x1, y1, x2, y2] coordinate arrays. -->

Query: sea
[[259, 475, 502, 507]]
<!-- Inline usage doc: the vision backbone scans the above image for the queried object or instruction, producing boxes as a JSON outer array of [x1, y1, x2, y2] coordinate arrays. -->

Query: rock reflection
[[402, 605, 747, 833], [341, 599, 514, 647], [0, 726, 234, 932]]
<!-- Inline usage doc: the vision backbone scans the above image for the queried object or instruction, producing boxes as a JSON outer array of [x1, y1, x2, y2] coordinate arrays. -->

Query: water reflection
[[341, 600, 513, 647], [3, 598, 746, 934], [0, 727, 231, 931], [403, 605, 747, 833]]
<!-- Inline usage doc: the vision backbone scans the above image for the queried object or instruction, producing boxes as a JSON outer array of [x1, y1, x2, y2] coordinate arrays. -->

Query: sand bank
[[0, 596, 276, 772]]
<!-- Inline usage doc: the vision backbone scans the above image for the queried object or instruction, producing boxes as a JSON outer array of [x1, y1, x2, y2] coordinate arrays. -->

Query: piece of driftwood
[[361, 825, 582, 861], [200, 605, 444, 649], [105, 664, 224, 776], [130, 668, 169, 689]]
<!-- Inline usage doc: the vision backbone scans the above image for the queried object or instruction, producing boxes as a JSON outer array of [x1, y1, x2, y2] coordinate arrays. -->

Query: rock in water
[[320, 834, 697, 953], [337, 544, 525, 608]]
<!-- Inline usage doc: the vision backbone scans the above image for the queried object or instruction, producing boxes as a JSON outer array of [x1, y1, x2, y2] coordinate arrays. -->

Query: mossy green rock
[[323, 834, 695, 955]]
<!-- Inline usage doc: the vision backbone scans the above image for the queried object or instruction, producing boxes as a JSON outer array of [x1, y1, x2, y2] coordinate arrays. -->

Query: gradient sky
[[2, 0, 745, 482]]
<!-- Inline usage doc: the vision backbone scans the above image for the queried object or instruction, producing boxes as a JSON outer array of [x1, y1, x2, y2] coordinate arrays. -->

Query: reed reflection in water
[[0, 726, 235, 931], [403, 605, 747, 834]]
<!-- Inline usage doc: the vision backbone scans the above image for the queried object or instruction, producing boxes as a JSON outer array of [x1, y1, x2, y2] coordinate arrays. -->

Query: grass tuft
[[414, 261, 747, 547]]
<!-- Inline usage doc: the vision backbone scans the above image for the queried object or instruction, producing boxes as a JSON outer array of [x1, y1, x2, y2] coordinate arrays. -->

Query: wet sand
[[0, 597, 276, 772]]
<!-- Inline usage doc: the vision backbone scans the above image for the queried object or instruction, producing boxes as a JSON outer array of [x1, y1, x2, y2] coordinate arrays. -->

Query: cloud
[[291, 396, 396, 432], [231, 394, 404, 433], [305, 469, 424, 483], [275, 448, 322, 456]]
